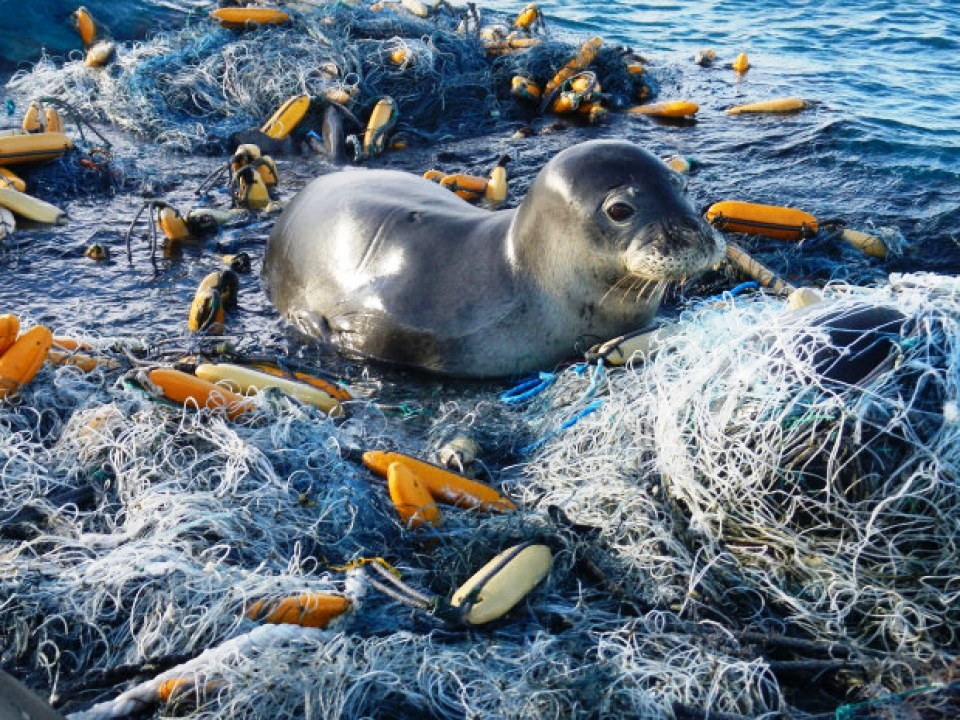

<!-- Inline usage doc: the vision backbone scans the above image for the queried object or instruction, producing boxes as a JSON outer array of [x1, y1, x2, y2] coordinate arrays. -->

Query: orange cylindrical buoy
[[510, 75, 542, 102], [439, 173, 488, 202], [147, 367, 254, 419], [72, 6, 98, 47], [726, 97, 808, 115], [247, 593, 352, 628], [627, 100, 699, 118], [732, 52, 750, 73], [514, 3, 540, 30], [0, 325, 53, 399], [706, 200, 820, 241], [21, 102, 43, 133], [249, 363, 352, 401], [0, 314, 20, 356], [158, 206, 191, 242], [841, 228, 888, 258], [0, 168, 26, 193], [364, 450, 516, 512], [387, 462, 442, 528], [544, 36, 602, 96]]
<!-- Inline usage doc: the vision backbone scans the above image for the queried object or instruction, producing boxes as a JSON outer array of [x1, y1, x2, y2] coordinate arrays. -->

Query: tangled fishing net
[[6, 3, 646, 152], [513, 273, 960, 709], [2, 272, 957, 718]]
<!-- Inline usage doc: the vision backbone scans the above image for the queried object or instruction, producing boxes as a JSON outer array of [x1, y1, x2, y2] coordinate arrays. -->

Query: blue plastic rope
[[501, 372, 556, 404], [520, 400, 603, 454], [695, 281, 759, 309]]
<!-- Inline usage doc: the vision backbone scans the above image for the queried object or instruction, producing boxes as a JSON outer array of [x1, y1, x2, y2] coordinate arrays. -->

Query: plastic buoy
[[0, 132, 73, 165], [0, 325, 53, 399], [586, 325, 681, 366], [787, 287, 824, 310], [85, 40, 116, 68], [485, 157, 508, 207], [0, 188, 66, 224], [0, 314, 19, 356], [250, 363, 351, 401], [727, 97, 808, 115], [514, 3, 540, 30], [483, 36, 541, 56], [438, 435, 480, 471], [666, 156, 692, 174], [694, 48, 716, 66], [439, 173, 487, 202], [194, 363, 343, 416], [706, 200, 819, 241], [43, 107, 64, 133], [362, 97, 397, 157], [147, 367, 254, 419], [510, 75, 542, 102], [363, 450, 515, 512], [247, 593, 351, 628], [387, 462, 442, 528], [0, 167, 26, 193], [841, 228, 888, 258], [261, 94, 310, 140], [233, 166, 270, 210], [400, 0, 430, 18], [48, 350, 118, 372], [21, 102, 43, 133], [725, 243, 796, 295], [210, 8, 290, 29], [158, 206, 190, 241], [544, 37, 602, 96], [450, 543, 553, 624], [732, 52, 750, 73], [72, 6, 98, 46], [627, 101, 699, 118]]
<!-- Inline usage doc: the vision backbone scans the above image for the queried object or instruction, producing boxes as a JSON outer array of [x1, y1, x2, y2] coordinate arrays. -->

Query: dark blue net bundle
[[7, 2, 650, 152]]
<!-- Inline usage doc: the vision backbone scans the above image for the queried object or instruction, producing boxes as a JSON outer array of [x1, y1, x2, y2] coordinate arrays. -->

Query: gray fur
[[263, 140, 724, 377]]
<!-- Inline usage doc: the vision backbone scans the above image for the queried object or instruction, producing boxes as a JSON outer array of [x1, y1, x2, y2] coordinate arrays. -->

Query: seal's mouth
[[623, 216, 726, 281]]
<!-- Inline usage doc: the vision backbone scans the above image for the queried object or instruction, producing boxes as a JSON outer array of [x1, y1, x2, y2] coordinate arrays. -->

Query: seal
[[263, 139, 725, 377]]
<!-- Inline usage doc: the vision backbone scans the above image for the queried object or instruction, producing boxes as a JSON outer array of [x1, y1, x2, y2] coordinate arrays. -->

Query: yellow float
[[194, 363, 343, 416], [0, 167, 26, 192], [0, 188, 66, 224], [450, 543, 553, 625], [210, 7, 290, 29], [147, 367, 254, 420], [727, 97, 809, 115], [627, 100, 699, 118], [0, 325, 53, 399], [261, 94, 311, 140], [706, 200, 819, 241], [0, 132, 73, 165]]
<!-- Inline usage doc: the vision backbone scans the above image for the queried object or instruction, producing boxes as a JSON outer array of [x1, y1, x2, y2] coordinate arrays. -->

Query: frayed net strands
[[5, 5, 646, 152], [514, 272, 960, 696], [3, 274, 958, 718]]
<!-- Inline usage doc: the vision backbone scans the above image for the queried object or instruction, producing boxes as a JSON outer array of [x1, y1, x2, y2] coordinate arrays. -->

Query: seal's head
[[512, 139, 725, 297]]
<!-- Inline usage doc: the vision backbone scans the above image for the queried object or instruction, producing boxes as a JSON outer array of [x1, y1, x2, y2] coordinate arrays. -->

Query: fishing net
[[5, 3, 647, 153], [513, 272, 960, 701], [2, 273, 957, 718]]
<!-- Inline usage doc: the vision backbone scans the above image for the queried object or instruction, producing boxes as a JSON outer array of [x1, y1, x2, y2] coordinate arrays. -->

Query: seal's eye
[[605, 202, 636, 223]]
